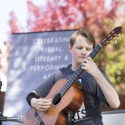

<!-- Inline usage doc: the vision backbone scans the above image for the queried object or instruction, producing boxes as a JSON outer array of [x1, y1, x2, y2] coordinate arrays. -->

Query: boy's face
[[69, 35, 93, 67]]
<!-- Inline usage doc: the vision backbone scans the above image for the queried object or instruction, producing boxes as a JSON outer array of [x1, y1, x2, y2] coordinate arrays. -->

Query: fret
[[89, 44, 102, 59], [60, 66, 84, 96]]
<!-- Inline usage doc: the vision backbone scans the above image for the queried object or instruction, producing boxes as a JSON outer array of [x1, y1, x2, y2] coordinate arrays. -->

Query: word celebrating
[[35, 55, 61, 62], [30, 64, 67, 71], [40, 47, 63, 53], [33, 37, 69, 44]]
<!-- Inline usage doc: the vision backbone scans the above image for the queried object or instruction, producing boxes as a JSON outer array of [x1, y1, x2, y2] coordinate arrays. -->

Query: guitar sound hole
[[52, 93, 61, 105]]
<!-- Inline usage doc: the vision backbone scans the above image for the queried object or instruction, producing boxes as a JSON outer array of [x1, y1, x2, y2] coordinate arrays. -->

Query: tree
[[7, 0, 125, 94]]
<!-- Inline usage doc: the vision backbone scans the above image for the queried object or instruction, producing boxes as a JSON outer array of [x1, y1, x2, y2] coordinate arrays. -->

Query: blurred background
[[0, 0, 125, 122]]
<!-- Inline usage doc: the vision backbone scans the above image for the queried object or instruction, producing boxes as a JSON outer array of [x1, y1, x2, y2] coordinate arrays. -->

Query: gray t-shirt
[[35, 64, 112, 125]]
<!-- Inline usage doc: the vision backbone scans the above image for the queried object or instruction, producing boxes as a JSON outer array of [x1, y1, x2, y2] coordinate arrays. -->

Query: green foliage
[[95, 32, 125, 95], [8, 0, 125, 94]]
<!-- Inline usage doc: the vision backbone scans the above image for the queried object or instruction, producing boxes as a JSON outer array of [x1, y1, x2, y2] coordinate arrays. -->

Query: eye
[[77, 47, 82, 50], [86, 48, 92, 51]]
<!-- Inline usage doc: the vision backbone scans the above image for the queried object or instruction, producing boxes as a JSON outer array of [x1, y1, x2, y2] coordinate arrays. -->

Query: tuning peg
[[119, 37, 122, 41], [115, 40, 117, 44], [108, 42, 111, 45]]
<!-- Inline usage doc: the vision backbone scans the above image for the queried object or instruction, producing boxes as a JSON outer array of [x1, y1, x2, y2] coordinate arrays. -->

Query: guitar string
[[34, 112, 43, 124], [59, 44, 102, 97]]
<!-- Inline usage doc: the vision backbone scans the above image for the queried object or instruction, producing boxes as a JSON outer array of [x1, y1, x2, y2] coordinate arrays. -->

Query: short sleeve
[[35, 69, 63, 98]]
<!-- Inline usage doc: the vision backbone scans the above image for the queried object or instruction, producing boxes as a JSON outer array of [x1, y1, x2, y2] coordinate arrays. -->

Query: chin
[[76, 62, 82, 66], [79, 60, 84, 64]]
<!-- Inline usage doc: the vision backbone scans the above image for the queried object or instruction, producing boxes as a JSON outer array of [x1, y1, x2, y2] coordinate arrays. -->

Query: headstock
[[100, 26, 122, 46]]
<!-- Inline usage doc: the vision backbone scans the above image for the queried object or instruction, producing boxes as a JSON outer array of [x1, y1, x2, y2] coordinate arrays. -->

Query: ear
[[68, 44, 72, 52]]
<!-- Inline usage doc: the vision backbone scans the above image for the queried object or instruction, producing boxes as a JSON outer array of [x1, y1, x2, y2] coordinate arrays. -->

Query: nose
[[81, 48, 86, 55]]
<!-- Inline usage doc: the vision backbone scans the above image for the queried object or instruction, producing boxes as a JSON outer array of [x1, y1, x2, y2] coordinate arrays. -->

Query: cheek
[[87, 51, 92, 55], [71, 49, 75, 54], [71, 50, 79, 58]]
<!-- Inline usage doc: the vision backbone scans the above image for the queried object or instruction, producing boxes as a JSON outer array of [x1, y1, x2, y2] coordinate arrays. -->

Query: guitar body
[[23, 79, 84, 125]]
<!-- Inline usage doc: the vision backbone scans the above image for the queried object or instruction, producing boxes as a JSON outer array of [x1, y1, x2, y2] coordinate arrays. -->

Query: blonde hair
[[70, 29, 95, 48]]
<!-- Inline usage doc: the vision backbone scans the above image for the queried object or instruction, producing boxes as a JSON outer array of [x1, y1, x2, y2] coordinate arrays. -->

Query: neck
[[71, 62, 81, 71]]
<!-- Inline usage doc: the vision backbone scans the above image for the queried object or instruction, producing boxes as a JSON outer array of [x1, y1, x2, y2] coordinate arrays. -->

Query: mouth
[[80, 56, 86, 59]]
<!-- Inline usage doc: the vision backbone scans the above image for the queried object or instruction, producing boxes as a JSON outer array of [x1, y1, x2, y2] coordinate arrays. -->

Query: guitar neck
[[59, 43, 102, 96], [59, 24, 123, 96]]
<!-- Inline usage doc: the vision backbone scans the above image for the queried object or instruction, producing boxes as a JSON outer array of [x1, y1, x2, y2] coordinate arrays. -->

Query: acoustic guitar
[[23, 26, 122, 125]]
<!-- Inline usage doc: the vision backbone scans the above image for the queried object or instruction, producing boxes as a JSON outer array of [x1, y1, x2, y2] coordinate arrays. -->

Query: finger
[[42, 105, 51, 109], [48, 98, 52, 100], [41, 98, 52, 101], [81, 65, 87, 69], [83, 57, 89, 63], [86, 57, 92, 61], [40, 99, 52, 106], [40, 105, 50, 110], [41, 99, 52, 103], [82, 60, 88, 65], [42, 102, 51, 106], [40, 108, 48, 112], [39, 106, 47, 111]]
